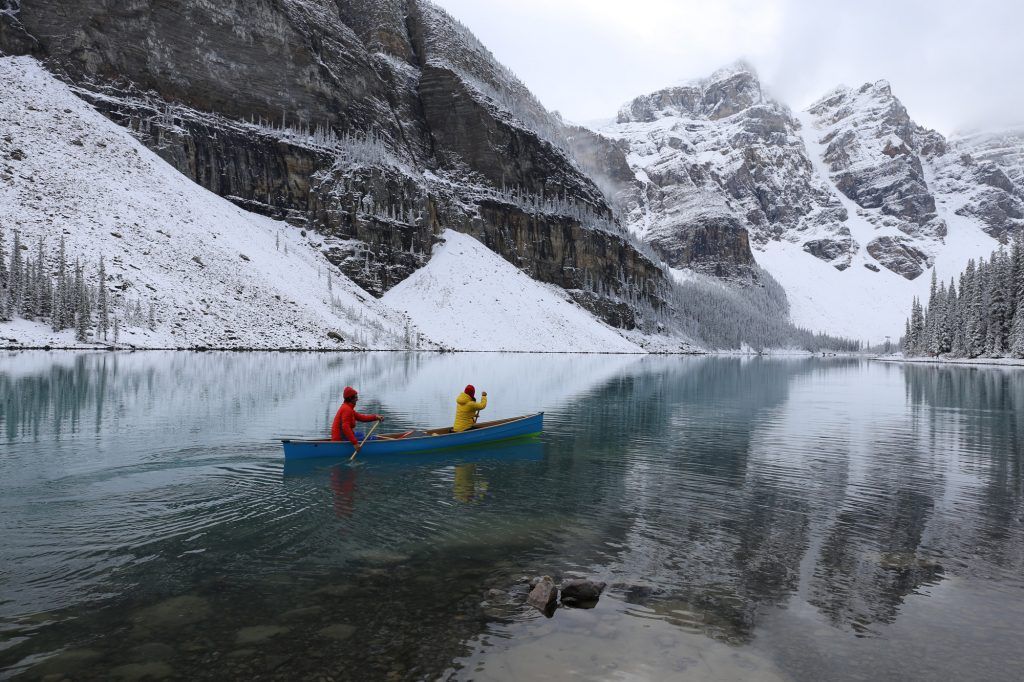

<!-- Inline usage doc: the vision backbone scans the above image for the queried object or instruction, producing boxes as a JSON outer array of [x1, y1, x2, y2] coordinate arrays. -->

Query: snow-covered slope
[[597, 64, 1017, 342], [0, 57, 419, 350], [382, 230, 644, 353]]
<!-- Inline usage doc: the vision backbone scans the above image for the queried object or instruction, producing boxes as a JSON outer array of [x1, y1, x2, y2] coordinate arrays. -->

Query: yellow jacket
[[452, 392, 487, 433]]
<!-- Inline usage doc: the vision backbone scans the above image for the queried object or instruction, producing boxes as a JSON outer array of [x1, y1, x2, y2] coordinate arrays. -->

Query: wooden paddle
[[349, 419, 381, 461]]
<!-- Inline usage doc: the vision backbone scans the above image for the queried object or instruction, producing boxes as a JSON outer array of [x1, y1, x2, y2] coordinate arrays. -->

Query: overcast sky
[[431, 0, 1023, 135]]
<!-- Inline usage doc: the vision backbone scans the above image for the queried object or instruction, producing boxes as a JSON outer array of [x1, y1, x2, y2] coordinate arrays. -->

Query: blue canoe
[[281, 412, 544, 460]]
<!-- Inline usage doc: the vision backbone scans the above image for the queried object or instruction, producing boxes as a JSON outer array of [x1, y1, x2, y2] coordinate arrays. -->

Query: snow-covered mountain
[[598, 63, 1024, 340], [0, 56, 674, 352]]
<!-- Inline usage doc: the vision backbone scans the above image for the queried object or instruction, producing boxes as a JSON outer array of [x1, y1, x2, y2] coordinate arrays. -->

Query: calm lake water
[[1, 352, 1023, 681]]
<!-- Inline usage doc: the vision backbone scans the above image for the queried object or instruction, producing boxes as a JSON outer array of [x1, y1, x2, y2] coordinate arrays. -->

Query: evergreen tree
[[147, 301, 156, 331], [9, 229, 23, 317], [0, 221, 7, 288], [53, 236, 68, 331], [34, 237, 49, 319], [910, 297, 925, 355], [968, 259, 986, 357], [986, 251, 1009, 355], [942, 277, 957, 355], [113, 316, 120, 346], [928, 281, 947, 355], [924, 269, 938, 351], [97, 256, 109, 340], [1009, 238, 1022, 328], [0, 224, 7, 321], [1010, 302, 1024, 358], [74, 260, 90, 343]]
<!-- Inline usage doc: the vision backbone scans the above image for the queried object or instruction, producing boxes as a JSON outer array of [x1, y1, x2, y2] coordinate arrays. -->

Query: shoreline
[[873, 356, 1024, 369], [0, 345, 869, 357]]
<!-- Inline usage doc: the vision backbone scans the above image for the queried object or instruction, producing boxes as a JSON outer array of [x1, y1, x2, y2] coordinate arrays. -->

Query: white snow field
[[383, 230, 644, 353], [0, 56, 658, 353]]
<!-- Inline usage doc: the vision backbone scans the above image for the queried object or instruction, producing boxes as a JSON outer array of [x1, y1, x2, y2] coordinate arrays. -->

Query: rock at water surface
[[560, 579, 607, 607], [526, 576, 558, 616]]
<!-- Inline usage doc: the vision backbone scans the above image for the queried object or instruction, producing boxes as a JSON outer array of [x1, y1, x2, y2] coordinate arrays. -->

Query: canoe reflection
[[281, 436, 544, 478]]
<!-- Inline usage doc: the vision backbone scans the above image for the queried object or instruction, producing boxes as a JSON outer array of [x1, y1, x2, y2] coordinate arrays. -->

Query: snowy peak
[[617, 61, 765, 124], [601, 63, 843, 277], [804, 78, 945, 240]]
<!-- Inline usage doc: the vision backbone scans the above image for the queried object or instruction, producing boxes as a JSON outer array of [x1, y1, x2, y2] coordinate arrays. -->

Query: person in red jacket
[[331, 386, 382, 453]]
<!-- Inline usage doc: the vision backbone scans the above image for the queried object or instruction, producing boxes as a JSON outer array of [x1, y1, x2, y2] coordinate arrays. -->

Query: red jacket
[[331, 402, 380, 445]]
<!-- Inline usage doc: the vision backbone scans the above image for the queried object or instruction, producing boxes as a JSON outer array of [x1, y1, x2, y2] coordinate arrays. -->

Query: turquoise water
[[1, 352, 1023, 680]]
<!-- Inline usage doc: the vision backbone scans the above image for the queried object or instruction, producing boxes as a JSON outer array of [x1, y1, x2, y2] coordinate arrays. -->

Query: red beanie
[[343, 386, 358, 400], [464, 385, 475, 398]]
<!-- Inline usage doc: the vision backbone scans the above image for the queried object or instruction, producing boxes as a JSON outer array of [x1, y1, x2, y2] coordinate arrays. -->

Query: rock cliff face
[[803, 81, 1024, 271], [0, 0, 667, 325]]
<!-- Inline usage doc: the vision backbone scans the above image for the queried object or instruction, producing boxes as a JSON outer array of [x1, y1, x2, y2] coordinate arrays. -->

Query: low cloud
[[432, 0, 1024, 133]]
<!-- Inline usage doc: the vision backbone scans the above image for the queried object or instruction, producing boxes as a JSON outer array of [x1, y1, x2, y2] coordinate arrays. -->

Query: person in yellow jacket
[[452, 384, 487, 432]]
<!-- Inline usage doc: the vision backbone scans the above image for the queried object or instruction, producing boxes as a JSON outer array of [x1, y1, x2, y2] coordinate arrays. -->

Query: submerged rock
[[127, 642, 175, 662], [560, 579, 607, 607], [29, 648, 102, 677], [109, 661, 174, 681], [526, 576, 558, 616], [236, 625, 289, 645], [280, 605, 324, 621], [133, 595, 211, 630], [318, 623, 357, 641]]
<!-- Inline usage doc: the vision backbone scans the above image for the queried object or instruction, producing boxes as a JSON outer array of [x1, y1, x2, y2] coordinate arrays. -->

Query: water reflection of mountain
[[591, 360, 1024, 643]]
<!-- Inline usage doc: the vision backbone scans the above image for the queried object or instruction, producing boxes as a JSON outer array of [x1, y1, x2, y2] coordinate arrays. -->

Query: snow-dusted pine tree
[[97, 256, 109, 340], [0, 223, 7, 321], [968, 259, 986, 357], [52, 236, 69, 331], [909, 297, 925, 354], [8, 229, 23, 318], [986, 251, 1009, 355], [0, 222, 7, 288], [34, 237, 49, 320], [74, 260, 91, 343]]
